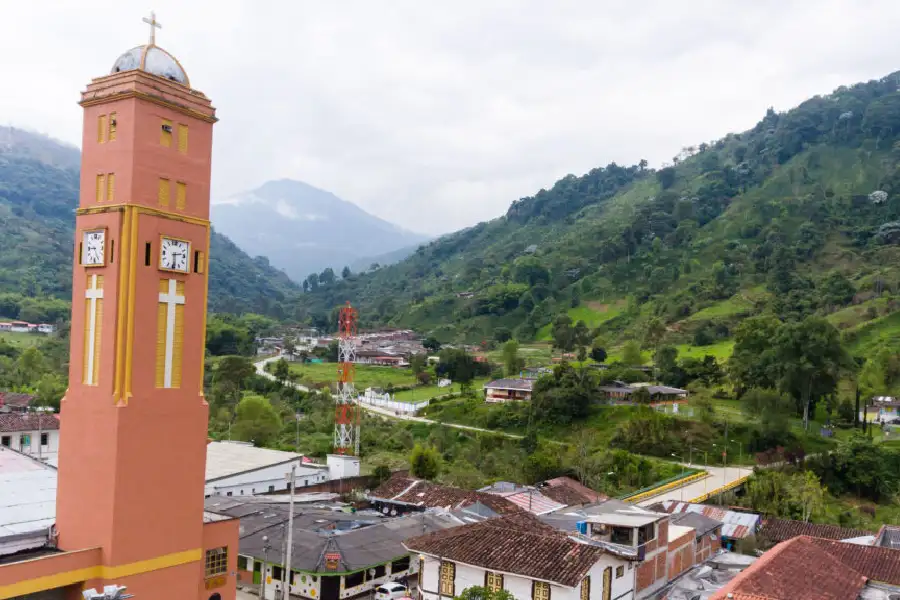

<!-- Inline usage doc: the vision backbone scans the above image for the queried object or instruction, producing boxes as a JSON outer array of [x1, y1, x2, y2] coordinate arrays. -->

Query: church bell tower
[[55, 14, 228, 598]]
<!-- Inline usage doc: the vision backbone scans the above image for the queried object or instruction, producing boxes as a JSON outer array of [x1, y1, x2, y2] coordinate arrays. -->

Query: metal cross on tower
[[334, 302, 360, 456], [143, 11, 162, 45]]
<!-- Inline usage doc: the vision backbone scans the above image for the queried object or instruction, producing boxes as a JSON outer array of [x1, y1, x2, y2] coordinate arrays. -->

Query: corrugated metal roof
[[660, 500, 759, 539], [501, 490, 565, 515], [205, 441, 323, 481], [0, 448, 56, 537]]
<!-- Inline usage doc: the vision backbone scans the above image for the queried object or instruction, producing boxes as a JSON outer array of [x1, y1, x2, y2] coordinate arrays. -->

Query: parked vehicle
[[374, 582, 409, 600]]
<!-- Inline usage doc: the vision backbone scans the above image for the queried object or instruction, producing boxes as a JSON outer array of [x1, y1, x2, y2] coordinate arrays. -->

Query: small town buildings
[[406, 513, 641, 600], [875, 525, 900, 550], [709, 535, 900, 600], [866, 396, 900, 422], [204, 440, 329, 497], [600, 382, 689, 408], [652, 501, 760, 551], [0, 412, 59, 465], [667, 512, 723, 564], [0, 392, 35, 413], [208, 495, 463, 600], [757, 517, 872, 549], [0, 321, 55, 334], [478, 482, 567, 515], [369, 475, 520, 517], [537, 476, 607, 506], [483, 378, 535, 402]]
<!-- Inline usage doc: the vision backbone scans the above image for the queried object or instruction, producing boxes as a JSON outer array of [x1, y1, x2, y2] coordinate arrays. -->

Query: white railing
[[358, 389, 429, 414]]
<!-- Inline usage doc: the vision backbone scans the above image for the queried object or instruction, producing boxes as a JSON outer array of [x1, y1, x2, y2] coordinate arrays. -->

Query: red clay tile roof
[[759, 518, 872, 545], [539, 476, 606, 506], [404, 513, 609, 587], [0, 413, 59, 433], [710, 536, 867, 600], [712, 535, 900, 600], [0, 392, 35, 408], [371, 476, 520, 515]]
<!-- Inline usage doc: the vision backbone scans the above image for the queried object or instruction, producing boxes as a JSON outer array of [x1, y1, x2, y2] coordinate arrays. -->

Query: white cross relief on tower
[[143, 11, 162, 45], [84, 274, 104, 385], [159, 278, 185, 388]]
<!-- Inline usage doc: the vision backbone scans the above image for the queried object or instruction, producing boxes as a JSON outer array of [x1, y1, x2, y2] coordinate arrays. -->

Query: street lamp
[[671, 453, 686, 502], [692, 447, 708, 496], [82, 587, 133, 599], [730, 439, 743, 468]]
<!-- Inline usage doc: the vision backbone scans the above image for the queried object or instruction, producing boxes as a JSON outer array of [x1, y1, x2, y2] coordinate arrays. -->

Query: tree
[[409, 354, 427, 376], [341, 266, 351, 279], [654, 346, 680, 382], [791, 470, 826, 523], [306, 273, 319, 291], [621, 340, 643, 366], [409, 444, 441, 480], [643, 317, 666, 353], [657, 167, 676, 189], [423, 337, 441, 354], [493, 327, 512, 343], [232, 394, 281, 447], [455, 587, 515, 600], [373, 464, 392, 484], [512, 256, 550, 287], [590, 343, 607, 363], [319, 268, 336, 285], [502, 340, 525, 377], [551, 314, 575, 352], [273, 358, 290, 384], [531, 363, 595, 425], [729, 315, 781, 395]]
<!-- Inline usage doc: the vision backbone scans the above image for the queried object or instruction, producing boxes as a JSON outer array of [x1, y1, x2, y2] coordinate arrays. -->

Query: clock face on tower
[[160, 236, 190, 273], [81, 229, 106, 267]]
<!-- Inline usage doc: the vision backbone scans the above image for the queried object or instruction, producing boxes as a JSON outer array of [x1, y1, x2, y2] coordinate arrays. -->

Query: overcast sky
[[2, 1, 900, 235]]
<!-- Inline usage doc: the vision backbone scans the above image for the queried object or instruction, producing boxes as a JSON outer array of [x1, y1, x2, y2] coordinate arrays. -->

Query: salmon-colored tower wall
[[55, 48, 228, 599]]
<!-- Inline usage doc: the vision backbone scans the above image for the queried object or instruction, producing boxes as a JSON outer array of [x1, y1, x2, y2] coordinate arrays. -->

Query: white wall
[[327, 454, 361, 480], [0, 428, 58, 463], [418, 554, 634, 600], [205, 461, 328, 497]]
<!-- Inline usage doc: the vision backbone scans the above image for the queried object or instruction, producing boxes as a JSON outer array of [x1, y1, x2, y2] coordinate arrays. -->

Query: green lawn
[[287, 362, 418, 391], [0, 330, 42, 347], [536, 301, 625, 341], [674, 339, 735, 361], [393, 377, 491, 403]]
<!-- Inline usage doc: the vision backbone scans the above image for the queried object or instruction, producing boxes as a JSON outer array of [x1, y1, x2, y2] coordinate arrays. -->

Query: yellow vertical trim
[[178, 124, 188, 154], [158, 178, 170, 207], [107, 173, 115, 203], [123, 208, 139, 402], [198, 227, 211, 396], [97, 114, 107, 143], [161, 119, 172, 147], [175, 182, 187, 210], [93, 290, 104, 385], [108, 112, 117, 142], [173, 280, 185, 388], [96, 174, 105, 203], [155, 280, 167, 389], [113, 207, 132, 400]]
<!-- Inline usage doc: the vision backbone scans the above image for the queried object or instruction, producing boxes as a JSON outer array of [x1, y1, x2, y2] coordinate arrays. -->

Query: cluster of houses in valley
[[483, 378, 689, 411], [0, 321, 56, 334]]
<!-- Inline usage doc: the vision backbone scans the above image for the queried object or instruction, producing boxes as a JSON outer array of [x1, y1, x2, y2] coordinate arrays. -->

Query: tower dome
[[111, 45, 189, 86]]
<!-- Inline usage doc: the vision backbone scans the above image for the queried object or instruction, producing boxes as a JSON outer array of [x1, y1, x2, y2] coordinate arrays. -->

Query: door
[[321, 575, 341, 600], [602, 566, 612, 600]]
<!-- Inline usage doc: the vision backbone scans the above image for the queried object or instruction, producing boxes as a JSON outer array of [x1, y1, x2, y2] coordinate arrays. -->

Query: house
[[600, 382, 689, 408], [710, 535, 900, 600], [406, 512, 641, 600], [9, 322, 31, 333], [0, 446, 57, 557], [204, 440, 329, 497], [875, 525, 900, 550], [0, 323, 10, 332], [0, 412, 60, 465], [757, 517, 872, 549], [652, 501, 760, 551], [36, 324, 55, 334], [369, 475, 520, 517], [483, 378, 535, 402], [667, 512, 723, 564], [478, 482, 567, 515], [866, 396, 900, 422], [537, 476, 607, 506], [0, 392, 36, 413], [208, 495, 464, 600]]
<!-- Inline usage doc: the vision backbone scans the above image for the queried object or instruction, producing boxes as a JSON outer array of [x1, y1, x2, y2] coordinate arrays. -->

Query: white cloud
[[2, 0, 900, 234]]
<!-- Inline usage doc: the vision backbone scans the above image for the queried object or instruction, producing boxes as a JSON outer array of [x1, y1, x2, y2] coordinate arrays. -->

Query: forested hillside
[[298, 70, 900, 363], [0, 127, 300, 320]]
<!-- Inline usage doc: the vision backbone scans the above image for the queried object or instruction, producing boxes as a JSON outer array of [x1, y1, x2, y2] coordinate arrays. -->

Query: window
[[176, 181, 187, 210], [268, 485, 275, 493], [610, 527, 632, 545], [439, 562, 455, 597], [226, 491, 232, 497], [20, 434, 30, 449], [109, 113, 117, 142], [110, 240, 115, 264], [96, 174, 106, 203], [580, 577, 590, 600], [98, 114, 107, 143], [391, 556, 410, 573], [272, 566, 283, 580], [161, 119, 173, 146], [345, 571, 364, 588], [204, 547, 228, 577], [638, 524, 656, 545], [178, 124, 188, 153], [158, 178, 170, 207], [237, 556, 248, 571], [40, 433, 48, 446], [1, 436, 10, 447], [532, 581, 550, 600], [107, 173, 116, 203], [485, 572, 504, 592], [615, 566, 624, 579], [144, 242, 152, 266]]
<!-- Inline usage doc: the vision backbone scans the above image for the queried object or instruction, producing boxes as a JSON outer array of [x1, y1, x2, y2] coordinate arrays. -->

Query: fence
[[358, 389, 429, 414], [619, 470, 706, 504]]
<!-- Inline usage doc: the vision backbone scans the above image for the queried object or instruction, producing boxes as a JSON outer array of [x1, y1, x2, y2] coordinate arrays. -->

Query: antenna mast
[[334, 302, 360, 456]]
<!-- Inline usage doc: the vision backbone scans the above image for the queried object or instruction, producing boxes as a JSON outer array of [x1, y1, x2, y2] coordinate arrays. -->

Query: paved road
[[636, 465, 753, 506], [253, 356, 751, 501]]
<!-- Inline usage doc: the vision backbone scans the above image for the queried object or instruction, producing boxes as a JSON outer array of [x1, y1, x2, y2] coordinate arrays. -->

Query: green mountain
[[298, 70, 900, 358], [0, 126, 299, 318]]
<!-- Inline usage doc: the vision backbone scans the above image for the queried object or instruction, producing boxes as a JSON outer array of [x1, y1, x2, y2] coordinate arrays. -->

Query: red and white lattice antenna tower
[[334, 302, 360, 456]]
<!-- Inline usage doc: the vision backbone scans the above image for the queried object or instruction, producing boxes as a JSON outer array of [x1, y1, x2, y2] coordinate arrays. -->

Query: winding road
[[254, 355, 750, 503]]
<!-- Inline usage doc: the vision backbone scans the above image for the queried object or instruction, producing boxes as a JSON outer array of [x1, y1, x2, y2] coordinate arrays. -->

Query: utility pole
[[261, 535, 271, 600], [283, 466, 297, 597]]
